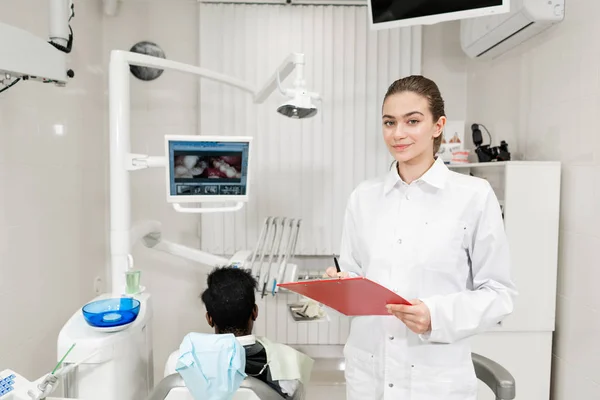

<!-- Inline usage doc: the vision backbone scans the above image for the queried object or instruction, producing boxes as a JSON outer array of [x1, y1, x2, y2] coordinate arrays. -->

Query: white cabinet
[[449, 161, 561, 400]]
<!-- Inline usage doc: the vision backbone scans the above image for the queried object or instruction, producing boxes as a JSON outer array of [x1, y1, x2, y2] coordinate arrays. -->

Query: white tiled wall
[[0, 0, 106, 378], [465, 1, 600, 397]]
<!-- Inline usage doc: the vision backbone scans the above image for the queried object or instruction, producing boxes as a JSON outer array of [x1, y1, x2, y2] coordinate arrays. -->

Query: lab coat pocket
[[410, 364, 477, 400], [343, 345, 378, 400], [417, 219, 467, 272]]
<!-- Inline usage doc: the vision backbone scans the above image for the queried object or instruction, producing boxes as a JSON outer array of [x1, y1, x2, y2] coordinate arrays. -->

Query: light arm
[[0, 0, 71, 85], [147, 239, 230, 267], [253, 53, 304, 103], [108, 49, 318, 292], [130, 220, 231, 267], [122, 50, 311, 105], [48, 0, 71, 48], [138, 228, 230, 268], [0, 23, 67, 83], [122, 51, 257, 94]]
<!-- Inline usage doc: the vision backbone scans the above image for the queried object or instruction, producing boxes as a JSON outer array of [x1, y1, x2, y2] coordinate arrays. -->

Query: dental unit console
[[0, 349, 99, 400], [42, 49, 316, 400], [0, 370, 18, 398], [0, 0, 76, 93], [0, 369, 49, 400]]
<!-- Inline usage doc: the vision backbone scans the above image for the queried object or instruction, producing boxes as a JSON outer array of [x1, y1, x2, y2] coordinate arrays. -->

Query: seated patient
[[166, 266, 314, 399]]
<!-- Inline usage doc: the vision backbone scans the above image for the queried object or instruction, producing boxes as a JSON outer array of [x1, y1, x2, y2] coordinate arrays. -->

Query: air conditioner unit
[[460, 0, 564, 60]]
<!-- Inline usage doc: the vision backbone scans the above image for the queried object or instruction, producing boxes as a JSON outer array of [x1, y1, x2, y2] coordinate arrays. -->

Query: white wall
[[0, 0, 106, 378], [464, 2, 600, 397], [422, 21, 468, 123]]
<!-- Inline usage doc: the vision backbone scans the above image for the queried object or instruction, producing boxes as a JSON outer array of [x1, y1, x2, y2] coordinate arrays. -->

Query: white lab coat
[[339, 158, 517, 400]]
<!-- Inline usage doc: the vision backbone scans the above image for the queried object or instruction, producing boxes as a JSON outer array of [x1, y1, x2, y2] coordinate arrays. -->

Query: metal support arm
[[472, 352, 516, 400]]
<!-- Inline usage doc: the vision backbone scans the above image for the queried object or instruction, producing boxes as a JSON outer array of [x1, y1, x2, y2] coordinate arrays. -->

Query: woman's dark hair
[[201, 266, 258, 334], [383, 75, 446, 155]]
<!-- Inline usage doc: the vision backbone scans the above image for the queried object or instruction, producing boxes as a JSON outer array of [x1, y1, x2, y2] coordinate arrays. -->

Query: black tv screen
[[369, 0, 509, 29]]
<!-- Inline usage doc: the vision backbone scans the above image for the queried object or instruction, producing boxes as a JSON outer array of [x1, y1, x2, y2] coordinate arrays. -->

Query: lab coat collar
[[420, 157, 449, 189], [236, 334, 257, 347], [383, 164, 401, 195], [384, 157, 448, 195]]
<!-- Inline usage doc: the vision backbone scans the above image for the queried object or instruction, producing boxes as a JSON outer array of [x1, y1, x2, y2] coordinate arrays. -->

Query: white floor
[[293, 345, 347, 400], [307, 383, 347, 400], [297, 345, 508, 400]]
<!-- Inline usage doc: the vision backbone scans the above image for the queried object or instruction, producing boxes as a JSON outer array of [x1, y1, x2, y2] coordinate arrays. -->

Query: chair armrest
[[145, 373, 185, 400], [472, 352, 516, 400]]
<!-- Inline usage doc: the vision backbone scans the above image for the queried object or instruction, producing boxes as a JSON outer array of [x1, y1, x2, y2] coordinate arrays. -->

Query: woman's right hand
[[324, 266, 350, 279]]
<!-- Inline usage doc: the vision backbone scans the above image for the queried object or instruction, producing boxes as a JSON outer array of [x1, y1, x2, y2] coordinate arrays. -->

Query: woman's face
[[382, 91, 445, 164]]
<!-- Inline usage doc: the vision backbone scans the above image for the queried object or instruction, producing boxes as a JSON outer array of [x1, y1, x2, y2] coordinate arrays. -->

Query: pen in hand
[[333, 254, 341, 273], [324, 254, 348, 278]]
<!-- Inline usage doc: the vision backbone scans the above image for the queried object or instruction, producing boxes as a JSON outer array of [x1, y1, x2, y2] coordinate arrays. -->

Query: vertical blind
[[198, 3, 421, 256]]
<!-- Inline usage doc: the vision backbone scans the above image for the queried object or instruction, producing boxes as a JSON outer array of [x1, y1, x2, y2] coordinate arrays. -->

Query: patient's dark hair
[[201, 266, 258, 334]]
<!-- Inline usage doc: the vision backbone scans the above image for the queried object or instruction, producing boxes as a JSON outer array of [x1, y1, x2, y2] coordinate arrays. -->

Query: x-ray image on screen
[[167, 138, 250, 200], [174, 154, 243, 180]]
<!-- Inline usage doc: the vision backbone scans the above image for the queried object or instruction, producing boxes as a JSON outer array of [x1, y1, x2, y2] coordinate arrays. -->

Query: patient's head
[[201, 266, 259, 336]]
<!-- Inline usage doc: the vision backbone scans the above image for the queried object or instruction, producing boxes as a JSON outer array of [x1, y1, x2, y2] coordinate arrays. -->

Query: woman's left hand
[[386, 299, 432, 335]]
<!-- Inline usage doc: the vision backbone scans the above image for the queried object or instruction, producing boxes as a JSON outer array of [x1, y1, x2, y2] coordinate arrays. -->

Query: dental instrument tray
[[82, 297, 141, 332], [278, 277, 411, 316], [288, 302, 328, 322]]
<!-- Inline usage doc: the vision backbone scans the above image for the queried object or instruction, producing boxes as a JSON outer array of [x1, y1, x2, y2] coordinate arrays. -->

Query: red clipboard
[[277, 277, 411, 316]]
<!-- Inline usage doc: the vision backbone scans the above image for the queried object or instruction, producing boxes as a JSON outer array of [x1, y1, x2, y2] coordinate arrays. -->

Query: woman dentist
[[326, 76, 517, 400]]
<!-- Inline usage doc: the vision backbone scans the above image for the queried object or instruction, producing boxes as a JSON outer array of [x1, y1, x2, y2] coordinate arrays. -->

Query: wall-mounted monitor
[[165, 135, 252, 204], [368, 0, 510, 30]]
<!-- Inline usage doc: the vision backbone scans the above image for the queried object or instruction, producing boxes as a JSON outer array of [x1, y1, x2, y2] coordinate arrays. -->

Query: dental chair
[[146, 352, 514, 400], [146, 374, 289, 400], [472, 352, 516, 400]]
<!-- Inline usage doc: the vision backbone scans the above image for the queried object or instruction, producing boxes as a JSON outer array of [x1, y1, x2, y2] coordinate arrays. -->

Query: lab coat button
[[397, 238, 402, 244], [389, 336, 394, 340], [388, 383, 394, 388]]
